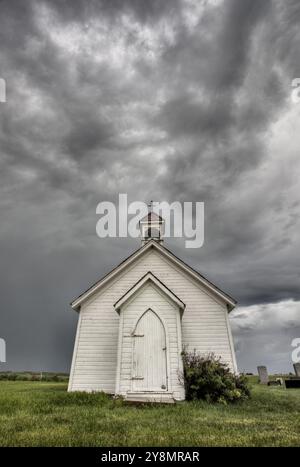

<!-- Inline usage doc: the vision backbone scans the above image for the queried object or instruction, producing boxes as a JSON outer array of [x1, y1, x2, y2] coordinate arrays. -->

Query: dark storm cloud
[[0, 0, 300, 373], [213, 0, 272, 87], [230, 300, 300, 373], [44, 0, 182, 24]]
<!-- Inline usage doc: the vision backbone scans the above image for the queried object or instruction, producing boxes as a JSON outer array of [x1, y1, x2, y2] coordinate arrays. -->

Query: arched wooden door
[[132, 309, 167, 392]]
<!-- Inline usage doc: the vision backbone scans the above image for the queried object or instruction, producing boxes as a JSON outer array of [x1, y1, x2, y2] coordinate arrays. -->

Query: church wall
[[68, 247, 237, 393]]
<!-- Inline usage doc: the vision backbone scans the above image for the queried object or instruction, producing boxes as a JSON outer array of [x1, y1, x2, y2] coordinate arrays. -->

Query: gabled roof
[[114, 271, 185, 313], [140, 211, 163, 223], [71, 240, 237, 312]]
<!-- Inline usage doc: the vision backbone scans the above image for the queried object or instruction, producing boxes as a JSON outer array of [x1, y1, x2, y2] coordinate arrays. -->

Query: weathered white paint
[[132, 309, 167, 392], [114, 271, 185, 313], [71, 240, 236, 311], [115, 280, 184, 400], [68, 245, 237, 396]]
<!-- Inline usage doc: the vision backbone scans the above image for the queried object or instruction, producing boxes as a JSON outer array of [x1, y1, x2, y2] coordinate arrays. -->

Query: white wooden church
[[68, 211, 237, 402]]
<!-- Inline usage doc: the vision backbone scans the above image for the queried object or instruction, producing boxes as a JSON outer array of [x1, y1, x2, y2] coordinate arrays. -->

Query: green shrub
[[182, 350, 250, 404], [7, 373, 17, 381], [15, 374, 28, 381], [30, 374, 40, 381]]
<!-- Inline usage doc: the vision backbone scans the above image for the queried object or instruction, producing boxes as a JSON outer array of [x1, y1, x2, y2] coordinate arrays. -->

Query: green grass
[[0, 379, 300, 446], [0, 371, 69, 382]]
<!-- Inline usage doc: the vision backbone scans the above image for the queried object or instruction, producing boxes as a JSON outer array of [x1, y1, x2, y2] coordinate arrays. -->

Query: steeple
[[139, 201, 165, 246]]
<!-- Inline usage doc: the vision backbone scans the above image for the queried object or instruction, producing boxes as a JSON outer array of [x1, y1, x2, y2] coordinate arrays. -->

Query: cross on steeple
[[148, 200, 154, 212]]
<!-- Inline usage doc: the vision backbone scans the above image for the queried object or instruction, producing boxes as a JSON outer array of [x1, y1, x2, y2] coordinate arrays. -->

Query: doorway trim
[[130, 307, 171, 393], [114, 273, 185, 398]]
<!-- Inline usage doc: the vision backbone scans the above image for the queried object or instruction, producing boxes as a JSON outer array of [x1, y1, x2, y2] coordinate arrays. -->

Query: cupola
[[139, 202, 164, 245]]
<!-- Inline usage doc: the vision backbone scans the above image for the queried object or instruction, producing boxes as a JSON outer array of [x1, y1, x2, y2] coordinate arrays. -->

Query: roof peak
[[71, 239, 236, 312], [114, 271, 185, 313]]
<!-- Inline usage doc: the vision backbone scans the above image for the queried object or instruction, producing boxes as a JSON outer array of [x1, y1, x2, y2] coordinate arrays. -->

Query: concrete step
[[125, 392, 175, 404]]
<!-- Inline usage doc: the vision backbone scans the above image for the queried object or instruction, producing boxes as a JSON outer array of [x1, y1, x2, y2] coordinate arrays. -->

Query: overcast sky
[[0, 0, 300, 374]]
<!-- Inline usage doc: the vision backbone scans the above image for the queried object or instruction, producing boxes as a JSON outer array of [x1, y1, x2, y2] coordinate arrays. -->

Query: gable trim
[[71, 242, 153, 310], [114, 271, 186, 313], [71, 240, 236, 311], [153, 243, 237, 309]]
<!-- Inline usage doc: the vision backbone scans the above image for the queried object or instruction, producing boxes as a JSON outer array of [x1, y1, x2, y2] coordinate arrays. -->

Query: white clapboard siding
[[117, 282, 184, 400], [69, 248, 236, 393]]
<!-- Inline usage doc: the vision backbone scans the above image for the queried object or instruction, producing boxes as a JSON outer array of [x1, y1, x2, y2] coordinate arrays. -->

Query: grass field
[[0, 379, 300, 447]]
